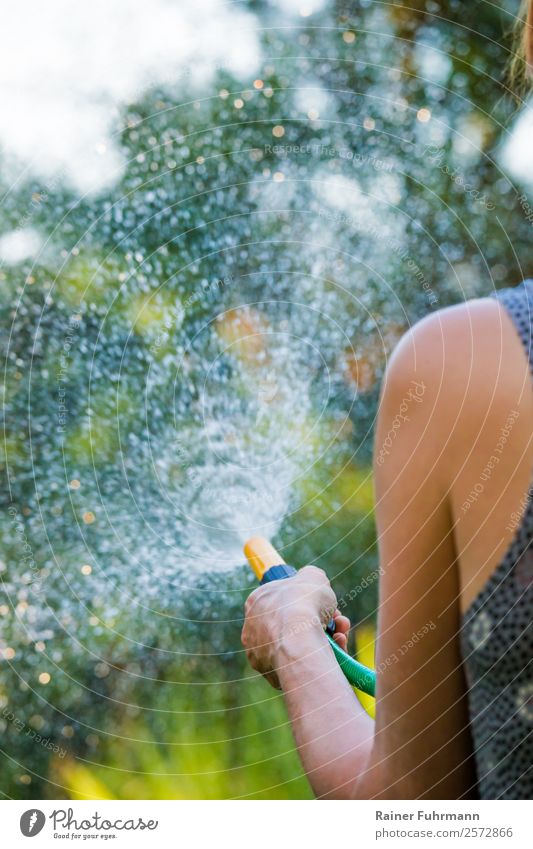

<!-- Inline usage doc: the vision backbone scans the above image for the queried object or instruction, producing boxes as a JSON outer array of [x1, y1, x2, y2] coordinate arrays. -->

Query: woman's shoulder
[[389, 297, 502, 366], [381, 295, 532, 474], [385, 296, 526, 398]]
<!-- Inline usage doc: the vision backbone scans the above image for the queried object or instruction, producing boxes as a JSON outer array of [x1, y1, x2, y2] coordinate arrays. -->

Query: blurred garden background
[[1, 0, 532, 799]]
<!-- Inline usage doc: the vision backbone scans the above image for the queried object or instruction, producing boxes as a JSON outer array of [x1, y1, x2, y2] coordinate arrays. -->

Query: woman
[[241, 6, 533, 799]]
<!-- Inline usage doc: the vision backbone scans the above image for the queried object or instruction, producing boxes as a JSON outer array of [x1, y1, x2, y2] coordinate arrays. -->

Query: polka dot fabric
[[461, 279, 533, 799]]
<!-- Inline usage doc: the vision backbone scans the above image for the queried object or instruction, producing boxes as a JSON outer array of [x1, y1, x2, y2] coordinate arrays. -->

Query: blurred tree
[[1, 0, 530, 798]]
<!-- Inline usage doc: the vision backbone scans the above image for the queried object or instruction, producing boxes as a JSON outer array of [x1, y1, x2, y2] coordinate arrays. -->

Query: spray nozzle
[[243, 536, 287, 581]]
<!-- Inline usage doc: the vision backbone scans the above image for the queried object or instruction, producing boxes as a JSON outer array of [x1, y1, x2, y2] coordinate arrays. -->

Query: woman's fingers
[[331, 611, 350, 650], [242, 564, 346, 685], [332, 632, 347, 650], [333, 611, 351, 634]]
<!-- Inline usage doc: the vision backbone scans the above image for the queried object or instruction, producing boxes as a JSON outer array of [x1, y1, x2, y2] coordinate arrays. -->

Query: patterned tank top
[[461, 279, 533, 799]]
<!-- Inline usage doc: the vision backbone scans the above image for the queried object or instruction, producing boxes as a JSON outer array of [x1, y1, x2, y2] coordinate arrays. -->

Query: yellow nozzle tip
[[244, 536, 285, 581]]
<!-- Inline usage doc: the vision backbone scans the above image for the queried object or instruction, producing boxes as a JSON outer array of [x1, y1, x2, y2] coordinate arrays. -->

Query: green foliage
[[1, 0, 531, 798]]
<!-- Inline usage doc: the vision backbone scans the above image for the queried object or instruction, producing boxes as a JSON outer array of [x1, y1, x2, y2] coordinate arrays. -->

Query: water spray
[[244, 536, 376, 696]]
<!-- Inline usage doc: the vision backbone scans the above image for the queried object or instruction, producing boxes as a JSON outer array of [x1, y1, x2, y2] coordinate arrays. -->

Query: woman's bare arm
[[242, 569, 375, 798], [364, 305, 477, 798]]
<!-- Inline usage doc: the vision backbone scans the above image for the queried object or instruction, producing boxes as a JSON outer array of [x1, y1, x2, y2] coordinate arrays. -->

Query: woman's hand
[[241, 565, 351, 689]]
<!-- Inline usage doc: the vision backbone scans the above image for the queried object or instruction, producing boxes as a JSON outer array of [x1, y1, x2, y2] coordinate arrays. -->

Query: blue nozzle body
[[260, 564, 297, 583]]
